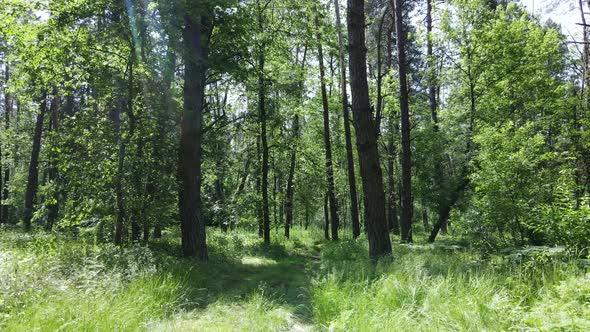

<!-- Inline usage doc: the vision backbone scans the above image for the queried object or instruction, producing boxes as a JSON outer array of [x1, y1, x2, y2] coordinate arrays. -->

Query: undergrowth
[[0, 227, 588, 331]]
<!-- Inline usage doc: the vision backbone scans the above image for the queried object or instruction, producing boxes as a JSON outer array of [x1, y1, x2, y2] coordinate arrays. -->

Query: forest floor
[[0, 226, 589, 331]]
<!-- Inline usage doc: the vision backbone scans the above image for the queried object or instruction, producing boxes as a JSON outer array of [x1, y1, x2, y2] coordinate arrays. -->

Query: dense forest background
[[1, 0, 587, 254], [0, 0, 589, 330]]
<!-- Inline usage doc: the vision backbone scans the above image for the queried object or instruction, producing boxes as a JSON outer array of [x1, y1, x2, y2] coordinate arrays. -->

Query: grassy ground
[[0, 226, 588, 331]]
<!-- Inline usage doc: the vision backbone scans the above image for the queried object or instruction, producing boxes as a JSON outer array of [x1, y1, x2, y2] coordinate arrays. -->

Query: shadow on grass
[[149, 240, 315, 324]]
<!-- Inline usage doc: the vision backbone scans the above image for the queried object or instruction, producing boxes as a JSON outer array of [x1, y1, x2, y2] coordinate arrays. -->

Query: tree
[[393, 0, 413, 243], [23, 92, 48, 231], [347, 0, 392, 258], [316, 14, 340, 241], [178, 2, 212, 259], [334, 0, 361, 239]]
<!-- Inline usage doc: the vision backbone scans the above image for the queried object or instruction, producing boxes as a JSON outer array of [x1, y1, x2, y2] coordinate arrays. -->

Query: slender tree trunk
[[427, 0, 445, 236], [257, 4, 271, 245], [285, 114, 298, 239], [374, 9, 388, 136], [113, 93, 126, 245], [24, 92, 48, 231], [285, 46, 307, 239], [256, 135, 264, 238], [393, 0, 413, 243], [46, 89, 61, 231], [317, 15, 340, 241], [259, 48, 271, 245], [0, 65, 8, 225], [387, 124, 400, 235], [422, 202, 429, 231], [324, 193, 330, 240], [178, 12, 210, 260], [347, 0, 392, 258], [334, 0, 361, 239], [427, 0, 438, 127], [127, 58, 143, 243]]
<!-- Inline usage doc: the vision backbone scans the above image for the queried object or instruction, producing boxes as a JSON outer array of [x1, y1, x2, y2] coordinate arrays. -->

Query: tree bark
[[24, 92, 48, 231], [256, 135, 264, 238], [393, 0, 413, 243], [317, 15, 340, 241], [427, 0, 438, 127], [284, 114, 297, 239], [257, 5, 271, 245], [387, 123, 400, 235], [259, 49, 271, 245], [334, 0, 361, 239], [113, 90, 126, 245], [178, 11, 210, 260], [285, 46, 307, 239], [46, 89, 61, 231], [324, 193, 330, 240], [0, 65, 9, 225], [347, 0, 392, 258]]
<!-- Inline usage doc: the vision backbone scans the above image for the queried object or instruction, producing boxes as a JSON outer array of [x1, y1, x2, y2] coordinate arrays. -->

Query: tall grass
[[0, 228, 588, 331], [312, 239, 589, 331]]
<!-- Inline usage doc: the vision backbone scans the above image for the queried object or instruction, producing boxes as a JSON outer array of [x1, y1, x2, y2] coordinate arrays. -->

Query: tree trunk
[[317, 15, 340, 241], [426, 0, 446, 236], [285, 46, 307, 239], [422, 204, 429, 231], [393, 0, 413, 243], [24, 92, 48, 231], [113, 93, 126, 245], [347, 0, 392, 258], [256, 135, 264, 238], [0, 65, 9, 225], [178, 12, 209, 260], [427, 0, 438, 127], [324, 193, 330, 240], [334, 0, 361, 239], [46, 89, 61, 231], [285, 114, 298, 239], [259, 49, 271, 245], [257, 5, 271, 245], [387, 125, 400, 235]]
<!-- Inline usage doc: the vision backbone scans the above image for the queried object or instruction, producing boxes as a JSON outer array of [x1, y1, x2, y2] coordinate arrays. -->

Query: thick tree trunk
[[24, 92, 48, 231], [347, 0, 392, 258], [178, 12, 209, 260], [317, 16, 340, 241], [393, 0, 413, 243], [334, 0, 361, 239]]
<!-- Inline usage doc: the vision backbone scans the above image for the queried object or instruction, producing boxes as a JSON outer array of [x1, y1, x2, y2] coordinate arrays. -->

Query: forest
[[0, 0, 589, 330]]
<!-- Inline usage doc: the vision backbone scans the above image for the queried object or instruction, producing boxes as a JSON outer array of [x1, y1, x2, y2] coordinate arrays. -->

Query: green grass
[[0, 227, 588, 331]]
